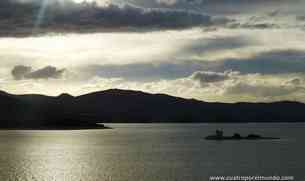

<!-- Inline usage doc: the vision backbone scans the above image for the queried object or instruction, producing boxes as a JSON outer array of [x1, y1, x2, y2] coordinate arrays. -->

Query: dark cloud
[[191, 70, 237, 84], [221, 50, 305, 74], [0, 0, 213, 37], [11, 65, 32, 80], [224, 14, 280, 30], [0, 0, 290, 37], [296, 15, 305, 21], [149, 0, 294, 7], [226, 22, 278, 29], [202, 14, 281, 31], [137, 0, 302, 14], [12, 65, 65, 80], [181, 36, 252, 55]]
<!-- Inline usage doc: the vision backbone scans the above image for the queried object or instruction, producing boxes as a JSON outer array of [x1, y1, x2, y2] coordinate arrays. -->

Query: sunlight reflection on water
[[0, 123, 304, 181]]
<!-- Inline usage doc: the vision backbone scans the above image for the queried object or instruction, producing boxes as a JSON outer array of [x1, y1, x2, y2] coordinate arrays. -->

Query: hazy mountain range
[[1, 89, 305, 128]]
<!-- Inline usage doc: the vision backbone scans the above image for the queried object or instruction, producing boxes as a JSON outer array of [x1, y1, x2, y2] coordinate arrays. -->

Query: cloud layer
[[0, 0, 214, 36], [1, 0, 304, 37], [1, 1, 305, 103]]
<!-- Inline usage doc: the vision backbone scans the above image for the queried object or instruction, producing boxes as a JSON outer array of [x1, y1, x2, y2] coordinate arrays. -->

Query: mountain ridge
[[0, 88, 305, 129]]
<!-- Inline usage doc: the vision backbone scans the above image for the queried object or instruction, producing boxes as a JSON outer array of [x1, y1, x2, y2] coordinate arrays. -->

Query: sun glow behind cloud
[[0, 29, 208, 68]]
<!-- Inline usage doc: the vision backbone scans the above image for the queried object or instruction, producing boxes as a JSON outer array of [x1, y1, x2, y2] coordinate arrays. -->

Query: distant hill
[[0, 89, 305, 128]]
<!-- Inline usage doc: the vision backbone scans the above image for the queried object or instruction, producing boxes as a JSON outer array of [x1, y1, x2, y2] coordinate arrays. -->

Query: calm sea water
[[0, 123, 304, 181]]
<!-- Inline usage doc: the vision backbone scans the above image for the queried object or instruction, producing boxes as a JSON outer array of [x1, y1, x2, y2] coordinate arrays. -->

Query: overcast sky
[[1, 0, 305, 102]]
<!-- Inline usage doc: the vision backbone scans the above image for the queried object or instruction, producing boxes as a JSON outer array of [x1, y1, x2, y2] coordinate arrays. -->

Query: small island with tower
[[205, 130, 280, 140]]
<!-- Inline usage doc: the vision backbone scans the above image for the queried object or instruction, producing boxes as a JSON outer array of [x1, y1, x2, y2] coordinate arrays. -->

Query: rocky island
[[205, 130, 280, 140]]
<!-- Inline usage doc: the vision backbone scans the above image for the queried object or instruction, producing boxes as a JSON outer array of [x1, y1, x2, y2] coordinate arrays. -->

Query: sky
[[1, 0, 305, 102]]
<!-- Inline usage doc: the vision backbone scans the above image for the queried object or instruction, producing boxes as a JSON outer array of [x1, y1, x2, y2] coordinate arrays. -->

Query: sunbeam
[[33, 0, 49, 32]]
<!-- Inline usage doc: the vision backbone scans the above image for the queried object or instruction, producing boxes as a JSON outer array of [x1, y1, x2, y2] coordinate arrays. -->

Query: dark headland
[[1, 89, 305, 129]]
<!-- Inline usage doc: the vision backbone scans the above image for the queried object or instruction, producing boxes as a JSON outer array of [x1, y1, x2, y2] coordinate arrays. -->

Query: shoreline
[[0, 125, 112, 130]]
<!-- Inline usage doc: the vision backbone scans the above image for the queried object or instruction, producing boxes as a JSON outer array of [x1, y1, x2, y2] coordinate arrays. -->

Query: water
[[0, 123, 304, 181]]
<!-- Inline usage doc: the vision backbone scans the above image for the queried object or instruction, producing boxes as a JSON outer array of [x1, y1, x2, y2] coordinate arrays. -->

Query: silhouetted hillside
[[0, 89, 305, 128]]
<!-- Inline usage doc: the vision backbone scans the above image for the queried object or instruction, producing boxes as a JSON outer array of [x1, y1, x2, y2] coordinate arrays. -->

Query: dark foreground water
[[0, 123, 304, 181]]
